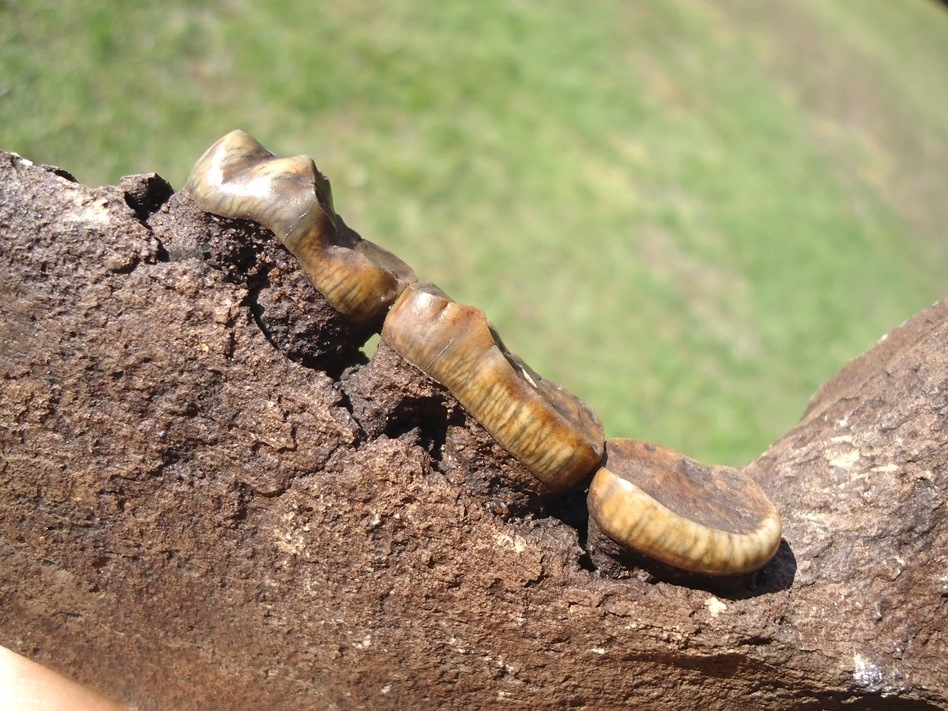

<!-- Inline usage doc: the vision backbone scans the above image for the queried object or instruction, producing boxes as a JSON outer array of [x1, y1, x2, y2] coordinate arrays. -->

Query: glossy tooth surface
[[382, 283, 605, 491], [588, 439, 782, 575], [186, 130, 415, 323]]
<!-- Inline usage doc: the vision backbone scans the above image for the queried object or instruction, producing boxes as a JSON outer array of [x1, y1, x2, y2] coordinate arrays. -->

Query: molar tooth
[[185, 130, 415, 324], [587, 439, 782, 576], [382, 283, 605, 491]]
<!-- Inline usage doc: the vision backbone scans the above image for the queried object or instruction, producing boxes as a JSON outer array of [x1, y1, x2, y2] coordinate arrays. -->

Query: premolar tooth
[[185, 130, 415, 324], [382, 282, 605, 491]]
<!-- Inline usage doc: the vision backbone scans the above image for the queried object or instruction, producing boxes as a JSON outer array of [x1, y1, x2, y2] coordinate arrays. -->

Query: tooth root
[[587, 439, 782, 576], [382, 283, 605, 491], [185, 130, 416, 324]]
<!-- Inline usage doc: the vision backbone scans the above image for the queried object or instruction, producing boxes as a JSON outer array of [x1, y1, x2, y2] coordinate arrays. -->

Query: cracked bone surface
[[587, 439, 782, 575], [185, 130, 415, 324], [382, 282, 605, 491]]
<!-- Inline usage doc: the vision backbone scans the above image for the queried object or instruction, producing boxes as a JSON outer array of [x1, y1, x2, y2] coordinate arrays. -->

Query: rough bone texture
[[0, 150, 945, 710]]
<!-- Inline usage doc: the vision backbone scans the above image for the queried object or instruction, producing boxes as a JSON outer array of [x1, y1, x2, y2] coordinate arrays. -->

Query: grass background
[[2, 0, 946, 466]]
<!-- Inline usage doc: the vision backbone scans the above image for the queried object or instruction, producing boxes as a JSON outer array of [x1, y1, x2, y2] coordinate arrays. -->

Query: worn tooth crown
[[382, 283, 605, 491], [185, 129, 415, 324], [587, 439, 782, 575]]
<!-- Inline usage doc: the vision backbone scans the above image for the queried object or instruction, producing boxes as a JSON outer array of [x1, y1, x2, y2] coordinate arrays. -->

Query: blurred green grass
[[2, 0, 946, 465]]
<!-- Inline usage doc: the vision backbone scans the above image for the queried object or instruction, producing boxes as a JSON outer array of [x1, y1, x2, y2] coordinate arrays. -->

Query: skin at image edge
[[0, 646, 128, 711]]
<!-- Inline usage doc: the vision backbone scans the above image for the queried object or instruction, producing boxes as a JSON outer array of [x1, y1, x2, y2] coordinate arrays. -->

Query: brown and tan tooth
[[587, 439, 782, 576], [381, 282, 606, 491], [185, 130, 416, 324]]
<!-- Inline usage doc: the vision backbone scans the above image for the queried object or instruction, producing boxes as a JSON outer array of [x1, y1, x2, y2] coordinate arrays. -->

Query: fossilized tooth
[[587, 439, 782, 576], [185, 130, 416, 324], [382, 282, 606, 491]]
